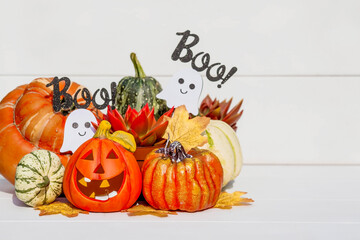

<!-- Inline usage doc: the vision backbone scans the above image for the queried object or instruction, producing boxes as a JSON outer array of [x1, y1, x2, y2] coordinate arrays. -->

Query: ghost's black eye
[[178, 78, 184, 84], [72, 122, 79, 129], [84, 122, 91, 128], [189, 84, 195, 90]]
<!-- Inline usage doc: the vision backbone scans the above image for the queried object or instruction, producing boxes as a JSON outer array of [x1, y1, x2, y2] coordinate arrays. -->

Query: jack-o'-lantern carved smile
[[76, 170, 124, 201], [73, 147, 126, 201]]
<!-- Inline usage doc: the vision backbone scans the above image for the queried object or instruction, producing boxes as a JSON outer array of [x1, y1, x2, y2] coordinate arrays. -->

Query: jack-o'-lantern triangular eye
[[107, 149, 118, 159], [82, 150, 94, 160]]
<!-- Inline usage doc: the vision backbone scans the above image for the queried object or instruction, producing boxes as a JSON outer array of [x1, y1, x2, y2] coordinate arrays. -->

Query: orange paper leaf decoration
[[34, 201, 89, 218], [123, 202, 178, 217], [214, 191, 254, 209], [163, 105, 210, 152]]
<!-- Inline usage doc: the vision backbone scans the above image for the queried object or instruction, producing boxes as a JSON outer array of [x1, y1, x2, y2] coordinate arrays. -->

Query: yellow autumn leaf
[[123, 202, 178, 217], [34, 201, 89, 218], [163, 105, 210, 152], [214, 191, 254, 209]]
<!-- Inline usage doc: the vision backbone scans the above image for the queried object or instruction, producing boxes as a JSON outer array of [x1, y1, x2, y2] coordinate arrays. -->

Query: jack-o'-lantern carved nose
[[94, 163, 105, 174]]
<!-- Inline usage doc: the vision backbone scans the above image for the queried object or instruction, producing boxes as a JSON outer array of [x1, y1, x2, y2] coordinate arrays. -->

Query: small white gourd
[[201, 120, 243, 187], [15, 150, 65, 207]]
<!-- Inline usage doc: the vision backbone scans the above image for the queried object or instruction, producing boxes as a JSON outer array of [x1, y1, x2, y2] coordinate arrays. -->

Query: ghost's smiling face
[[178, 77, 197, 95], [157, 69, 203, 115], [60, 109, 97, 154], [72, 120, 92, 137]]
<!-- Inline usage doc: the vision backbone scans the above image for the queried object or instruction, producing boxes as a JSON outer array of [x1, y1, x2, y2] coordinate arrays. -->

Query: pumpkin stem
[[36, 176, 50, 188], [130, 52, 146, 79], [94, 120, 137, 152], [93, 120, 112, 139], [156, 140, 192, 163]]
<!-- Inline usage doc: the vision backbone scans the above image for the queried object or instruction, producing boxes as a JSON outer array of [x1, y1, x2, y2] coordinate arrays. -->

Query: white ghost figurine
[[60, 109, 97, 154], [157, 68, 203, 115]]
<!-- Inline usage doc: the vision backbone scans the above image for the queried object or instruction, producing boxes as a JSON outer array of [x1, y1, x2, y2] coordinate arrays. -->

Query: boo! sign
[[171, 30, 238, 88], [46, 77, 117, 112]]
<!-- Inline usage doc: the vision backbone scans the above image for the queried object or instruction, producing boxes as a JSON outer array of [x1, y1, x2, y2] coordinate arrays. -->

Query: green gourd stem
[[37, 176, 50, 188], [94, 120, 111, 139], [205, 130, 214, 148], [130, 52, 146, 79]]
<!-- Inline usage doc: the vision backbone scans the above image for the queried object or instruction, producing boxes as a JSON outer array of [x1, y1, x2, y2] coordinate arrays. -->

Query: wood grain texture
[[1, 76, 359, 164], [0, 1, 359, 165], [0, 166, 359, 239], [1, 0, 360, 75]]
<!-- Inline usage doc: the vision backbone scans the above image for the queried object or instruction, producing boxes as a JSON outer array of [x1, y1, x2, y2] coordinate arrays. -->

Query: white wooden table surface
[[0, 165, 359, 240]]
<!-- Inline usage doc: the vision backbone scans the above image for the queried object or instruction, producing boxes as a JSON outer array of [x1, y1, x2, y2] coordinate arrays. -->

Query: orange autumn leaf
[[163, 105, 210, 152], [123, 202, 177, 217], [214, 191, 254, 209], [34, 201, 89, 218]]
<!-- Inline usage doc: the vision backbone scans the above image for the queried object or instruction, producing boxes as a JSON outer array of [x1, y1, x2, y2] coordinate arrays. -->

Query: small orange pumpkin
[[142, 141, 223, 212], [63, 120, 142, 212]]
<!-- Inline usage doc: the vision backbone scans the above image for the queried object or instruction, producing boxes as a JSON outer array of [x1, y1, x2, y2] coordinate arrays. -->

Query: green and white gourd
[[200, 120, 243, 187], [115, 52, 168, 119], [15, 150, 65, 207]]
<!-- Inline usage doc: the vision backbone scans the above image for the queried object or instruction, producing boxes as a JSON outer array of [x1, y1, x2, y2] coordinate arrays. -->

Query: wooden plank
[[0, 166, 359, 240], [3, 165, 360, 199], [235, 165, 360, 200], [1, 0, 360, 75], [0, 221, 359, 240], [1, 166, 360, 223], [1, 76, 359, 164]]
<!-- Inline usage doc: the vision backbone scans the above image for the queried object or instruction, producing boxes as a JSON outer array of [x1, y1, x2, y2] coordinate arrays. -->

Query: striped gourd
[[15, 150, 65, 207], [115, 53, 168, 119]]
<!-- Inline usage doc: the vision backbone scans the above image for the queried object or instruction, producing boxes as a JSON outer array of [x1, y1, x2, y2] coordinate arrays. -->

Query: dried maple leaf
[[34, 201, 89, 218], [214, 191, 254, 209], [123, 202, 177, 217], [163, 105, 210, 152]]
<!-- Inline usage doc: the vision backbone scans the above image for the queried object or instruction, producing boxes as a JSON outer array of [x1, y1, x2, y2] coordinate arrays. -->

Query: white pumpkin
[[200, 120, 243, 187], [15, 150, 65, 207]]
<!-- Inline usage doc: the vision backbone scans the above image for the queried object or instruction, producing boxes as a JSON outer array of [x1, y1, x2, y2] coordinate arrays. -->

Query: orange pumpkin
[[0, 77, 98, 184], [63, 121, 142, 212], [142, 141, 223, 212]]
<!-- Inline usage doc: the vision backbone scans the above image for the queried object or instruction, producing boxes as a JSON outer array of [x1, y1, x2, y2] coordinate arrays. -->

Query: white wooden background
[[2, 0, 359, 165], [1, 1, 360, 239]]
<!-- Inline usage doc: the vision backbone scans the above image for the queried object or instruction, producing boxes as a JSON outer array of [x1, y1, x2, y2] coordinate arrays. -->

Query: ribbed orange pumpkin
[[0, 77, 97, 184], [142, 141, 223, 212]]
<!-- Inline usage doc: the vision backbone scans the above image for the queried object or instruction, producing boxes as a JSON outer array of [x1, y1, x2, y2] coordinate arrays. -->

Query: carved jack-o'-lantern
[[63, 120, 142, 212]]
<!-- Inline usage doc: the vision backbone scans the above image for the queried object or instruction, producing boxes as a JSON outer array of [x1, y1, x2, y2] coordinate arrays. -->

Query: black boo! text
[[171, 30, 237, 88], [46, 77, 117, 112]]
